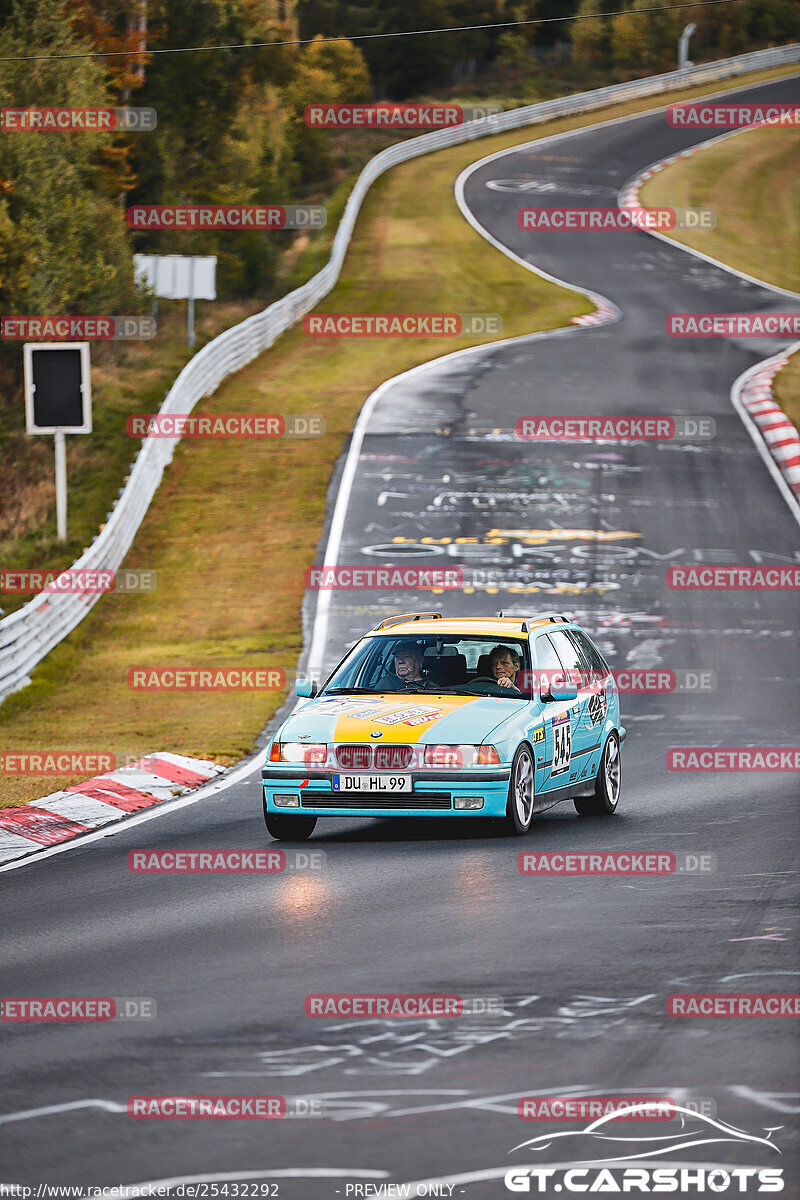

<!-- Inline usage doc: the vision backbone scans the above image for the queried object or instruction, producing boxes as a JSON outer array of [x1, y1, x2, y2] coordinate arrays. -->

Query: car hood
[[276, 692, 527, 746]]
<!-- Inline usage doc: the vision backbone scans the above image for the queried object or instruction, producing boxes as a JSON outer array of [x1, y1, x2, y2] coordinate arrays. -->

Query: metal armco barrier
[[1, 44, 798, 702]]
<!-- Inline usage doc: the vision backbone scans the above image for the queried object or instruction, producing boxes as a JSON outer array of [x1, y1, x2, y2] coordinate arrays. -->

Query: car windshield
[[322, 634, 532, 699]]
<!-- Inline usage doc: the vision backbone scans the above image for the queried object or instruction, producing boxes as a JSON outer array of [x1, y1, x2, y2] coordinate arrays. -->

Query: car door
[[547, 630, 596, 789], [531, 633, 579, 803], [567, 628, 614, 779]]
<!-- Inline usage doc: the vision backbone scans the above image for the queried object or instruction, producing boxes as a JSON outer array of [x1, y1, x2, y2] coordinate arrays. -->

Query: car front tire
[[574, 732, 621, 816], [500, 744, 536, 835], [264, 804, 318, 841]]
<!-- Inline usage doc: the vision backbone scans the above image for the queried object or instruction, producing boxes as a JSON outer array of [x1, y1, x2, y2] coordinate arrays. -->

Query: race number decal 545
[[551, 714, 572, 776]]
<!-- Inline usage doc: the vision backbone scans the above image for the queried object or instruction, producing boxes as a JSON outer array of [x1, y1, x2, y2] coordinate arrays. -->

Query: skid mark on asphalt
[[196, 994, 657, 1080]]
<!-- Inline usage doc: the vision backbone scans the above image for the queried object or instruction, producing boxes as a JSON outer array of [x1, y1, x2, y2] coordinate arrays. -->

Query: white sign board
[[134, 254, 217, 300]]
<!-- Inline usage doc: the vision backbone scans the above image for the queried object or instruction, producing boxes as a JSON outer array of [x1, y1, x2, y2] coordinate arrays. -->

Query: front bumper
[[262, 768, 512, 818]]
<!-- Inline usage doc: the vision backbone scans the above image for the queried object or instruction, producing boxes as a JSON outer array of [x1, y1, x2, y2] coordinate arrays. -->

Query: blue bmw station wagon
[[262, 612, 625, 839]]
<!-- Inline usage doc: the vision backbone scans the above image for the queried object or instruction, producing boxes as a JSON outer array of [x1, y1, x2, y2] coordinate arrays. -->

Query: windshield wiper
[[323, 687, 383, 695]]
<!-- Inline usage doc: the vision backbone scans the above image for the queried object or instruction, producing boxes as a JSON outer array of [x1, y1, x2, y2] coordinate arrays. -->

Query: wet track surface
[[2, 75, 799, 1194]]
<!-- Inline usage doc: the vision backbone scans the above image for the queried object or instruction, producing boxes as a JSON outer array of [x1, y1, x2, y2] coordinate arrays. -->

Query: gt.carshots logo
[[504, 1168, 784, 1192]]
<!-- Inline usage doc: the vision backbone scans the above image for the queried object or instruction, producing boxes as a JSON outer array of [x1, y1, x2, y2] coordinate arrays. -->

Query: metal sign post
[[23, 341, 92, 543], [134, 254, 216, 347]]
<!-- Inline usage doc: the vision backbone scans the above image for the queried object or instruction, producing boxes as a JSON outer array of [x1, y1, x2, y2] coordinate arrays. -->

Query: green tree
[[0, 0, 136, 333], [570, 0, 614, 65], [611, 0, 680, 70]]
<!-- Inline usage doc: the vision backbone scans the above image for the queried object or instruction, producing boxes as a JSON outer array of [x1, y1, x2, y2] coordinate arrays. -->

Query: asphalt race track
[[2, 75, 799, 1196]]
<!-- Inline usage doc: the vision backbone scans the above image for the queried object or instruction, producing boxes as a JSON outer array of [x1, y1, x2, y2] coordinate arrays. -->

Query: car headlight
[[423, 745, 500, 767], [269, 742, 327, 765]]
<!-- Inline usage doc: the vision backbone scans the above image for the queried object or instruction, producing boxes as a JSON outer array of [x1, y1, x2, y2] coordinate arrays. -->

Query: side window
[[533, 633, 565, 696], [534, 634, 564, 673], [548, 630, 587, 690], [569, 630, 610, 676]]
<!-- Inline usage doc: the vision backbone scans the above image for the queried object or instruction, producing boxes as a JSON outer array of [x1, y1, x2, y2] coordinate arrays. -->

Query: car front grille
[[336, 745, 373, 770], [335, 744, 414, 770], [302, 793, 451, 810], [374, 745, 413, 770]]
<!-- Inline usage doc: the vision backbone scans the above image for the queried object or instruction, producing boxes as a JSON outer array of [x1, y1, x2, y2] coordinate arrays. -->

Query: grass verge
[[638, 117, 800, 429], [638, 122, 800, 293], [1, 62, 798, 809]]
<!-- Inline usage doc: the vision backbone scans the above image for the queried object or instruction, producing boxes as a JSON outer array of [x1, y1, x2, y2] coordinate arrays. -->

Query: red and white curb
[[738, 351, 800, 498], [0, 753, 226, 864], [571, 297, 619, 328]]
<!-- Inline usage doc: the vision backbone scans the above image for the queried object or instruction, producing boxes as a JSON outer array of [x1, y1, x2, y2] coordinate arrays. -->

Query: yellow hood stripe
[[333, 694, 476, 744]]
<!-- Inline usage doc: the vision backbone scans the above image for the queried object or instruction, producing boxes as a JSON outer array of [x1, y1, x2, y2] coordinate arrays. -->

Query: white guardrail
[[2, 43, 799, 703]]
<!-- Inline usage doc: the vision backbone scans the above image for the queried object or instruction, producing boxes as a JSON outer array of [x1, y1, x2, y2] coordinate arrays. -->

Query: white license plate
[[332, 774, 412, 793]]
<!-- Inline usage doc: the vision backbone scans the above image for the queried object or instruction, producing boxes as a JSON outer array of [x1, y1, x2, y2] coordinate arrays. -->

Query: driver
[[489, 645, 521, 693], [380, 642, 429, 691]]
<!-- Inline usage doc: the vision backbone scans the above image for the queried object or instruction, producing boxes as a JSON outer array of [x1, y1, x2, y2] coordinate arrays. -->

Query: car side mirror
[[548, 681, 577, 703], [295, 678, 318, 698]]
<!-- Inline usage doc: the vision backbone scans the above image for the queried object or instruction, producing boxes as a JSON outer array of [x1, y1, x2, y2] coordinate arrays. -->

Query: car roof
[[368, 613, 577, 639]]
